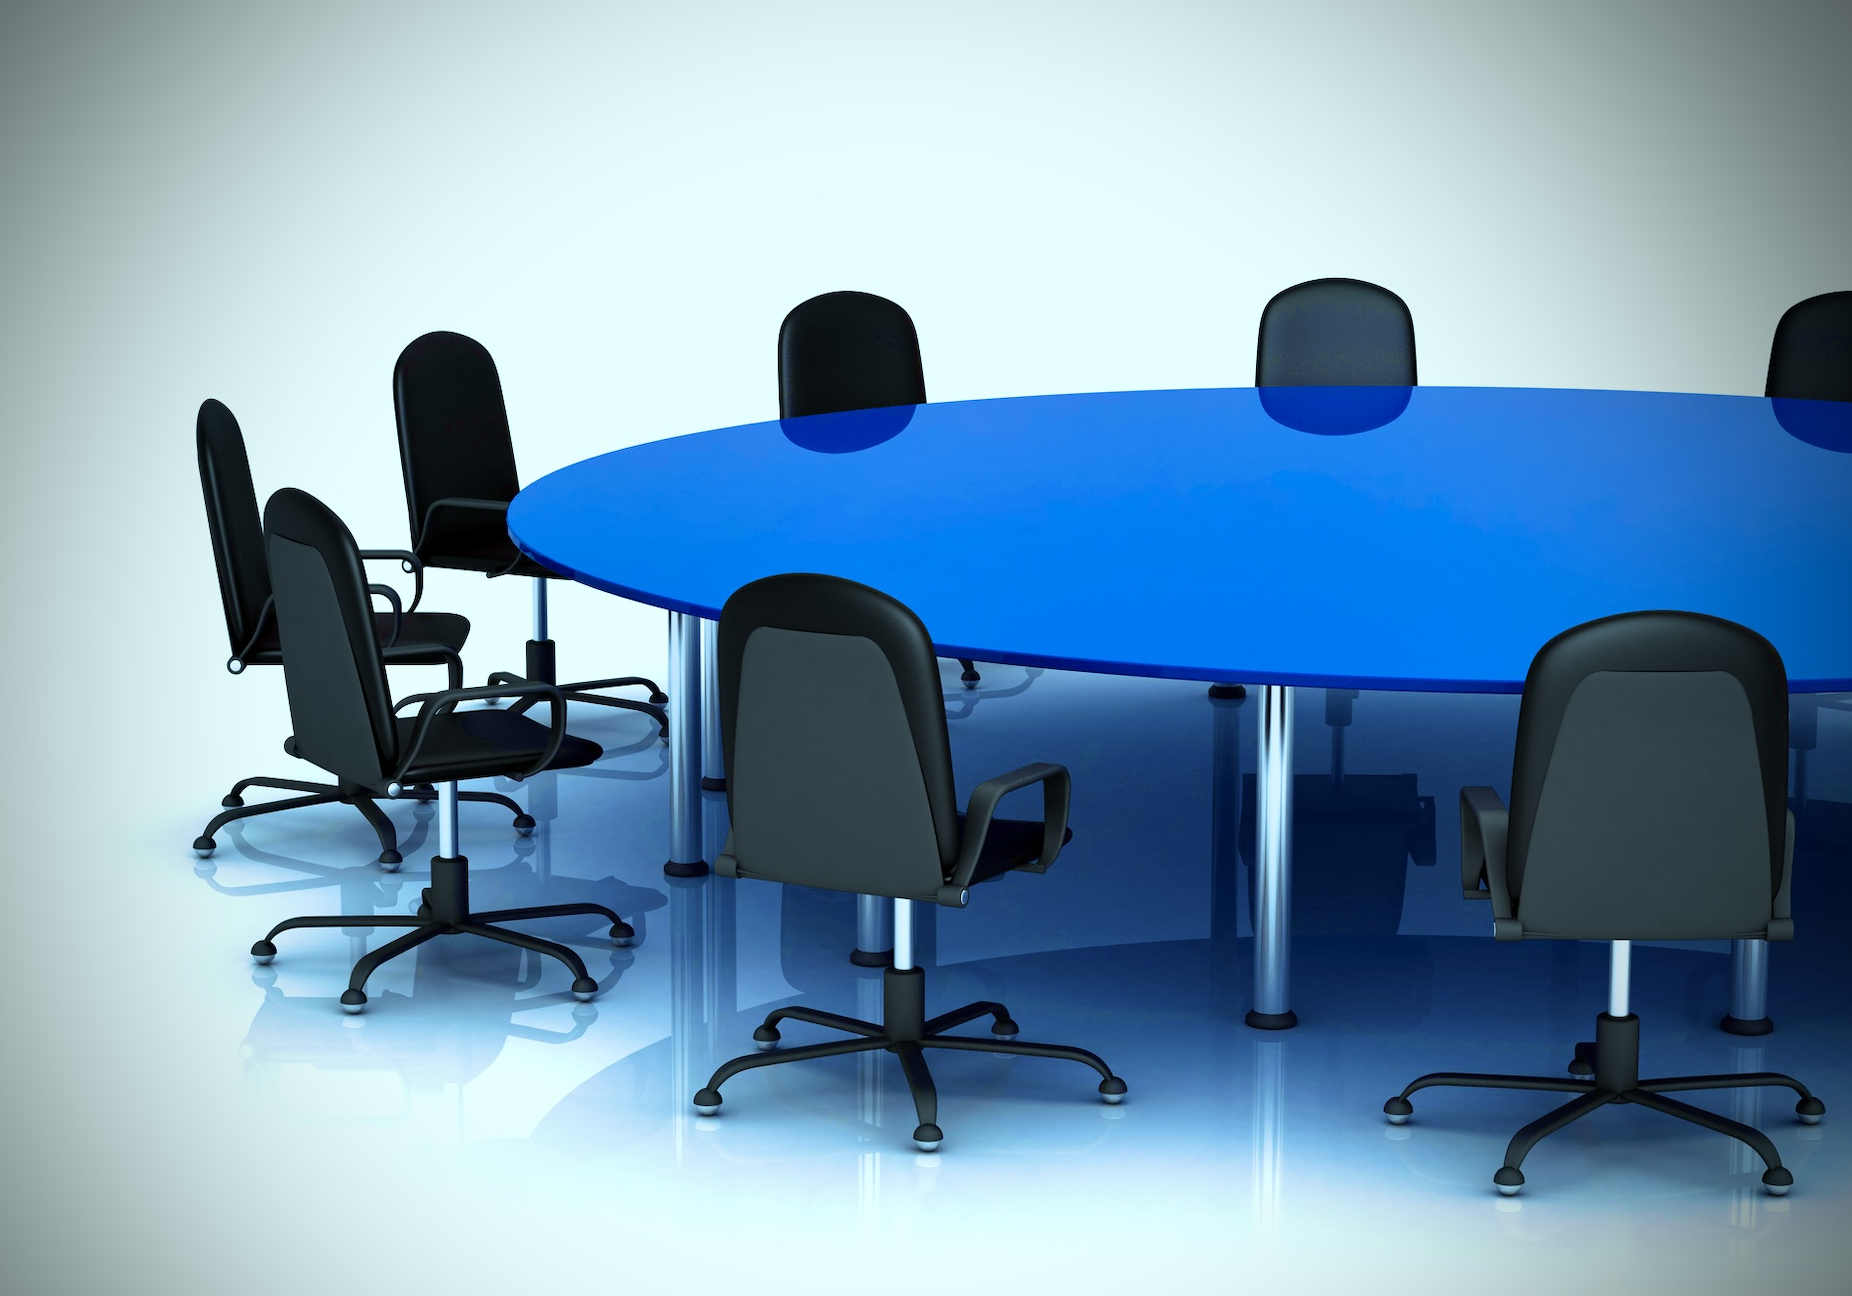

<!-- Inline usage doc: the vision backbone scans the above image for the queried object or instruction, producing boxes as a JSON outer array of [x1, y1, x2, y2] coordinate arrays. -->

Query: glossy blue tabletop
[[509, 387, 1852, 693]]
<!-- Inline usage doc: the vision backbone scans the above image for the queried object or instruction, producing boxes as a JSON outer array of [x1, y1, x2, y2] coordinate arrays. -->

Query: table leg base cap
[[700, 776, 728, 792], [1245, 1008, 1298, 1031], [849, 948, 895, 968], [1722, 1014, 1774, 1036], [663, 859, 710, 879]]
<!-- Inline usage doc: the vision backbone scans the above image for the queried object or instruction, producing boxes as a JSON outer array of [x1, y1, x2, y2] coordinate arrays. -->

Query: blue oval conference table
[[510, 385, 1852, 1031]]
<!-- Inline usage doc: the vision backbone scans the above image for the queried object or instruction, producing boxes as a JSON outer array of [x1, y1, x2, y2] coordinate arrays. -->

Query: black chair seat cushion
[[959, 816, 1076, 886], [393, 708, 602, 786], [239, 611, 470, 668]]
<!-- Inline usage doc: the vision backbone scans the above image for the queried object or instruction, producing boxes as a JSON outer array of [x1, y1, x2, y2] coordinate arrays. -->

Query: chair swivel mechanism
[[195, 398, 532, 866], [393, 330, 667, 736], [778, 291, 983, 693], [248, 487, 631, 1014], [690, 573, 1126, 1151], [1383, 611, 1824, 1196]]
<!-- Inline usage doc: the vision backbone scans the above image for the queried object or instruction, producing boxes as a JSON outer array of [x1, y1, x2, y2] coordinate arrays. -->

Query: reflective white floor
[[18, 669, 1850, 1293]]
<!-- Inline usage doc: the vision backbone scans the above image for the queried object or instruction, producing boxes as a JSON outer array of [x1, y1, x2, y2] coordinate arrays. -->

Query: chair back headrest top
[[1767, 290, 1852, 402], [1256, 277, 1416, 388], [1508, 611, 1789, 940], [263, 487, 400, 784], [719, 573, 958, 897], [778, 291, 926, 419]]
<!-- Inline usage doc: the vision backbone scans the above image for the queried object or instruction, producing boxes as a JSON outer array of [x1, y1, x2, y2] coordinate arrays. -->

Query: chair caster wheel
[[378, 850, 402, 872], [753, 1025, 781, 1051], [611, 924, 635, 947], [339, 989, 367, 1015], [416, 905, 431, 918], [571, 977, 598, 1002], [913, 1123, 944, 1151], [693, 1088, 722, 1116], [250, 940, 276, 965], [192, 837, 216, 859], [1763, 1167, 1793, 1195], [1384, 1096, 1412, 1125], [991, 1018, 1019, 1039], [221, 794, 244, 808], [1099, 1077, 1127, 1105], [1568, 1059, 1594, 1077], [1797, 1098, 1824, 1124], [649, 691, 668, 706], [1494, 1168, 1524, 1196], [513, 815, 536, 836]]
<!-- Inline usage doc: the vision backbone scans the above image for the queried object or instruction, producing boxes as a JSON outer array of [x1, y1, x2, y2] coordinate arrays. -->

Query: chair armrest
[[382, 641, 464, 691], [359, 548, 424, 614], [948, 762, 1072, 892], [227, 594, 276, 673], [1460, 786, 1519, 939], [389, 681, 568, 788], [367, 583, 404, 647], [414, 496, 508, 551]]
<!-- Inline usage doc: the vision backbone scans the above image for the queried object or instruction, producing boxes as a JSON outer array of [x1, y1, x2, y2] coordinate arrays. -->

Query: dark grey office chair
[[393, 331, 667, 735], [249, 487, 634, 1014], [778, 292, 981, 691], [1767, 291, 1851, 402], [194, 399, 531, 865], [1384, 611, 1824, 1196], [1256, 277, 1417, 388], [691, 573, 1125, 1150], [1204, 278, 1419, 702]]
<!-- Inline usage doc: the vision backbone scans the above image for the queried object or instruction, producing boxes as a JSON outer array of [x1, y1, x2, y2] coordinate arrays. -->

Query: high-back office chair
[[1204, 278, 1419, 702], [392, 331, 667, 734], [194, 399, 533, 865], [1383, 611, 1824, 1196], [248, 487, 636, 1014], [1766, 290, 1852, 402], [777, 292, 982, 691], [1255, 277, 1417, 388], [690, 573, 1125, 1150]]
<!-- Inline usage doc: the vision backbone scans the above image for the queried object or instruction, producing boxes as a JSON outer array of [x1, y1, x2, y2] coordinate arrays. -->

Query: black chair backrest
[[778, 292, 926, 418], [1766, 291, 1852, 402], [198, 399, 270, 657], [718, 573, 958, 897], [1507, 611, 1789, 940], [1256, 278, 1417, 387], [263, 487, 400, 786], [393, 331, 523, 547]]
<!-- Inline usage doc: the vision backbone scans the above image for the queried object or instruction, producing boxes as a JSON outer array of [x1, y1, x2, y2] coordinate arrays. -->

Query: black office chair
[[1383, 611, 1824, 1196], [194, 399, 532, 865], [1203, 278, 1419, 703], [393, 331, 667, 735], [1256, 277, 1417, 388], [248, 487, 634, 1014], [777, 292, 982, 691], [691, 573, 1125, 1150], [1766, 290, 1852, 402]]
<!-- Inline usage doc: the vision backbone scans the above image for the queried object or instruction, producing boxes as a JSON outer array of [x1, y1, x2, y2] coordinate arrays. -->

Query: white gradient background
[[2, 1, 1849, 1291]]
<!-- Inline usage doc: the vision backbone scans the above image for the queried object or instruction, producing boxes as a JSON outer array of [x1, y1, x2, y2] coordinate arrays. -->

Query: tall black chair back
[[393, 330, 523, 567], [263, 487, 401, 787], [198, 399, 273, 662], [1506, 611, 1788, 940], [1256, 278, 1416, 387], [719, 573, 959, 898], [1767, 291, 1852, 402], [778, 291, 926, 418]]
